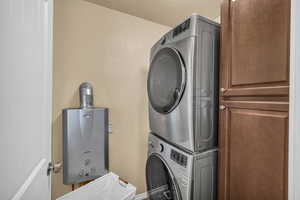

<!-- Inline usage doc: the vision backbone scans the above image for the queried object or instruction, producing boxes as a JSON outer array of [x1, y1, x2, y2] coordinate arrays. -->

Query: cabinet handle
[[220, 88, 227, 93], [219, 105, 226, 110]]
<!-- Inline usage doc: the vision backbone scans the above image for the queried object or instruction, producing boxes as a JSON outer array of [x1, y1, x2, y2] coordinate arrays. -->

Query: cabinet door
[[221, 0, 290, 97], [218, 101, 289, 200]]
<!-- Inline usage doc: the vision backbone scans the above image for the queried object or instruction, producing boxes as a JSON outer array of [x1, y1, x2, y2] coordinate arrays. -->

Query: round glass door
[[147, 47, 186, 114], [146, 154, 181, 200]]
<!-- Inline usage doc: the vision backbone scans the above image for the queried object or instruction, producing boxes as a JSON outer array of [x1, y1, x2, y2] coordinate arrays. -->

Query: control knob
[[159, 144, 164, 152]]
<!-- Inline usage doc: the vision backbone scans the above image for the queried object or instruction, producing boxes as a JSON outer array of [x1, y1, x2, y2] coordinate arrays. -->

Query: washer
[[147, 14, 220, 152], [146, 134, 217, 200]]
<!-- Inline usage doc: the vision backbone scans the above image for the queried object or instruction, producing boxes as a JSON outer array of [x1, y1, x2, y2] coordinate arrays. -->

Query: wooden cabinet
[[218, 101, 289, 200], [220, 0, 290, 97], [219, 0, 290, 199]]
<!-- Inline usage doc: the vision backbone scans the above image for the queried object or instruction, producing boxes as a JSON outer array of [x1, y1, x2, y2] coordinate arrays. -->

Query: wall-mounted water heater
[[63, 83, 109, 185]]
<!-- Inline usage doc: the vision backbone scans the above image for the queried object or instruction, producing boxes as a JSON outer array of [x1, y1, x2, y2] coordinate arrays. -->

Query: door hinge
[[47, 161, 62, 176]]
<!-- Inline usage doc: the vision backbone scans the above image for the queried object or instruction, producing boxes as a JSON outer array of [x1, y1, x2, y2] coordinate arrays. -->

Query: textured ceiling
[[85, 0, 220, 27]]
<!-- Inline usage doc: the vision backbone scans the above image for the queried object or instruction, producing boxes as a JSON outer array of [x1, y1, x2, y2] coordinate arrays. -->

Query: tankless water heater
[[63, 83, 109, 185]]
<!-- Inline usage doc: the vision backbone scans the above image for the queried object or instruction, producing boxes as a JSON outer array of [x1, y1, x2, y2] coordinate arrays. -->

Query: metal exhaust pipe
[[79, 82, 94, 108]]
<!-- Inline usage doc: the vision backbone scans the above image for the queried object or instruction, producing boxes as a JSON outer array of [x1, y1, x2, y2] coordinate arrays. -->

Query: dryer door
[[148, 47, 186, 114], [146, 154, 181, 200]]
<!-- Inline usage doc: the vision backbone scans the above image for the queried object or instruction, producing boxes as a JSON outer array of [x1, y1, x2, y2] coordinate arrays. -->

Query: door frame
[[46, 0, 53, 199], [288, 0, 300, 199], [47, 1, 54, 198]]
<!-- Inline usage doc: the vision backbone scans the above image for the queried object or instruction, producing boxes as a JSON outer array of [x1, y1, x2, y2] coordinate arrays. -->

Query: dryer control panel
[[173, 18, 191, 38], [170, 149, 187, 167]]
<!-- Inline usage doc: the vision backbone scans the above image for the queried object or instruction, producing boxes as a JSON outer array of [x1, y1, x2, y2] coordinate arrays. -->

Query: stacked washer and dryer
[[146, 14, 220, 200]]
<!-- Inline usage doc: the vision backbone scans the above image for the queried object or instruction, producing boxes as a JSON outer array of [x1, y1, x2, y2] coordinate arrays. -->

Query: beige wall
[[52, 0, 170, 199]]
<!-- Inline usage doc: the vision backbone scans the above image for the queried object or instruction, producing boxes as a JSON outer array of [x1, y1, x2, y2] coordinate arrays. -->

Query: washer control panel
[[170, 149, 187, 167]]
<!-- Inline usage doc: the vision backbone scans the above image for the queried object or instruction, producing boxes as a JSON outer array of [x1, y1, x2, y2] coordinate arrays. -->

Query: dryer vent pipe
[[79, 82, 94, 108]]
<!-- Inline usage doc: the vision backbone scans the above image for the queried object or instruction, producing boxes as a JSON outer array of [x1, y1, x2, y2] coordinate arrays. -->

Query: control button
[[174, 151, 179, 160], [180, 156, 184, 164], [84, 159, 90, 166], [171, 151, 175, 159], [159, 144, 164, 152], [148, 141, 154, 148], [79, 169, 84, 177]]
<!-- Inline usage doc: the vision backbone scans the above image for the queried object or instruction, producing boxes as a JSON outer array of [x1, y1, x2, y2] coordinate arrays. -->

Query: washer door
[[147, 47, 186, 114], [146, 154, 181, 200]]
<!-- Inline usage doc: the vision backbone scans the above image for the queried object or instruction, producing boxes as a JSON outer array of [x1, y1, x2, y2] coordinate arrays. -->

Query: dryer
[[147, 14, 220, 152], [146, 133, 217, 200]]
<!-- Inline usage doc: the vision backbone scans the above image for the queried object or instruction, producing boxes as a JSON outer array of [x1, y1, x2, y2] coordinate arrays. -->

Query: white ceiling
[[85, 0, 221, 27]]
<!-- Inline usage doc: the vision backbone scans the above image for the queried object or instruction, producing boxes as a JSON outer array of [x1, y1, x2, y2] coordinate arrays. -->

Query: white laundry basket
[[57, 172, 136, 200]]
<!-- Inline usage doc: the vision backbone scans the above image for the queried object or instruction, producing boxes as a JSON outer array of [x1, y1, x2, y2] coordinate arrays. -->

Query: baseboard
[[135, 192, 148, 200]]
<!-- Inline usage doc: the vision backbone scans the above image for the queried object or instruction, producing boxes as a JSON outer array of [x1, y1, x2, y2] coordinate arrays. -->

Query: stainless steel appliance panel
[[146, 134, 217, 200], [148, 14, 220, 152], [63, 108, 109, 184]]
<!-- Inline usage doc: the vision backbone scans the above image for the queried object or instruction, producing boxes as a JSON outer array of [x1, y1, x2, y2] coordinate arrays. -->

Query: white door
[[0, 0, 53, 199]]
